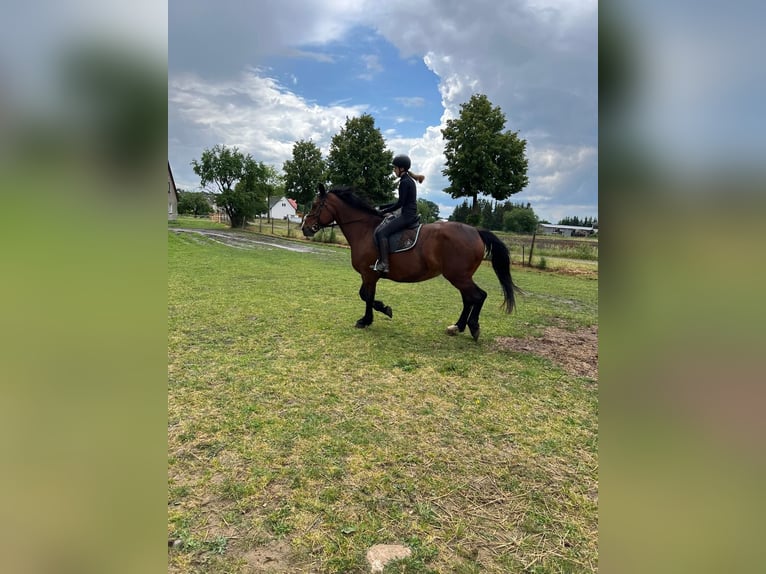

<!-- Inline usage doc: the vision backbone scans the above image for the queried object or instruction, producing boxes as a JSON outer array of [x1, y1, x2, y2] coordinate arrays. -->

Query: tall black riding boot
[[376, 238, 390, 273]]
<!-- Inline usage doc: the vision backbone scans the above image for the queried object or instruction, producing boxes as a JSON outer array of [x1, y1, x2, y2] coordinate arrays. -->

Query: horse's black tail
[[478, 229, 522, 313]]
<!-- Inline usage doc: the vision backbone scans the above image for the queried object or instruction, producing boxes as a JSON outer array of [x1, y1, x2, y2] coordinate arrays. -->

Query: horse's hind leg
[[447, 281, 487, 341], [466, 285, 488, 341], [447, 293, 472, 335]]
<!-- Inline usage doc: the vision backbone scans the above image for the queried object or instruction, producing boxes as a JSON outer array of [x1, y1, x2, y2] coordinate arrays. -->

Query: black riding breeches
[[374, 215, 415, 247]]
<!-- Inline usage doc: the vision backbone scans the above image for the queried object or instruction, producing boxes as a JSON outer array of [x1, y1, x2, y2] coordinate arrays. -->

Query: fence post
[[528, 229, 537, 267]]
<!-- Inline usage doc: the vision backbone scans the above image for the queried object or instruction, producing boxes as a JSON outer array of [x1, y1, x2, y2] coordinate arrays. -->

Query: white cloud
[[286, 49, 337, 63], [168, 70, 368, 187], [520, 143, 597, 220], [394, 97, 426, 108], [169, 0, 597, 219], [373, 0, 597, 219], [362, 54, 383, 72]]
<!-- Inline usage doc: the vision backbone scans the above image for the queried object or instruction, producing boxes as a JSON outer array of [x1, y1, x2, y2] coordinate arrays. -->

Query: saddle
[[374, 215, 422, 253]]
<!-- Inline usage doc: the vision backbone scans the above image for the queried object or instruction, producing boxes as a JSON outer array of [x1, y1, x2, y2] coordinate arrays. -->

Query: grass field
[[168, 227, 598, 573]]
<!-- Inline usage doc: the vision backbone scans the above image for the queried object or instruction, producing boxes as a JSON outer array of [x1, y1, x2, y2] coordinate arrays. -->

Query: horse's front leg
[[356, 280, 377, 328]]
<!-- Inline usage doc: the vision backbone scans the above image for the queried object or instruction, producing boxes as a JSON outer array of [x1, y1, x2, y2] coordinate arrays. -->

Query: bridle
[[303, 194, 336, 234]]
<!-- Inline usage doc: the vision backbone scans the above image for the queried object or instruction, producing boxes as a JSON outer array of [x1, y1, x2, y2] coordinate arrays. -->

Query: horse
[[301, 184, 521, 341]]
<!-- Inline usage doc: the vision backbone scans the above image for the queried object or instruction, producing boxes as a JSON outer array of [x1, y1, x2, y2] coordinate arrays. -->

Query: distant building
[[539, 223, 596, 237], [168, 162, 178, 220], [264, 196, 301, 222]]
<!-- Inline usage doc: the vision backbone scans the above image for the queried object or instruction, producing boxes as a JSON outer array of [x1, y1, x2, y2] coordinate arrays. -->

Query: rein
[[305, 193, 380, 233]]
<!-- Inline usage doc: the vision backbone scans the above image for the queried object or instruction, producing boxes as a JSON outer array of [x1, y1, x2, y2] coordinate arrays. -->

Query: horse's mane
[[328, 186, 381, 217]]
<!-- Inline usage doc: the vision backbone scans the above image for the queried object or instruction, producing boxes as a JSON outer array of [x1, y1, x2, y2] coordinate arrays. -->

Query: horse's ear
[[317, 183, 326, 197]]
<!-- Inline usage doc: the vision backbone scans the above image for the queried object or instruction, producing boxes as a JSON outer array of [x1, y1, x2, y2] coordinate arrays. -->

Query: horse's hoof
[[446, 325, 459, 336], [355, 320, 370, 329], [470, 327, 481, 341], [383, 306, 393, 318]]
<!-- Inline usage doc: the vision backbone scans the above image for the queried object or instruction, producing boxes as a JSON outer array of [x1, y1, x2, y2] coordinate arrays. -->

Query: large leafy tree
[[191, 144, 270, 228], [326, 114, 395, 205], [441, 94, 529, 212], [283, 139, 326, 212]]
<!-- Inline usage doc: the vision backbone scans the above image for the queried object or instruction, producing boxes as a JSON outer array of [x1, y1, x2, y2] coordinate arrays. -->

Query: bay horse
[[302, 184, 521, 341]]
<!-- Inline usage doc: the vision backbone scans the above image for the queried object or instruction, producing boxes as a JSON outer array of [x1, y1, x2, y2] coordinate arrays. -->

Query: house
[[538, 223, 596, 237], [264, 196, 301, 222], [168, 162, 179, 220]]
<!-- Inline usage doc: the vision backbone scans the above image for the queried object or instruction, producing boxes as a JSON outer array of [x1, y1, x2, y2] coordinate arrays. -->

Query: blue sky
[[169, 0, 597, 222]]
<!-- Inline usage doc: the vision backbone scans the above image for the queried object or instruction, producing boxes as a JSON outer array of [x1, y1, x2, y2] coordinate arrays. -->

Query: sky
[[169, 0, 597, 222]]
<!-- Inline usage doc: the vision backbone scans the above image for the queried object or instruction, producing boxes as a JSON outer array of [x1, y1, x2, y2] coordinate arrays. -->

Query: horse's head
[[301, 183, 334, 237]]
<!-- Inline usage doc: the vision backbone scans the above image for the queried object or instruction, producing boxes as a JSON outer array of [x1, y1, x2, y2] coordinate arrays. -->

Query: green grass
[[170, 218, 597, 273], [168, 230, 598, 573], [169, 215, 230, 230]]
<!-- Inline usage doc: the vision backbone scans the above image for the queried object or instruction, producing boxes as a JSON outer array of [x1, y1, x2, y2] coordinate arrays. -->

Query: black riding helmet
[[392, 154, 411, 170]]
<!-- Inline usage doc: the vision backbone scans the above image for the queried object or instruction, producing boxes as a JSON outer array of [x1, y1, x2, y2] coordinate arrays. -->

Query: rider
[[371, 154, 424, 274]]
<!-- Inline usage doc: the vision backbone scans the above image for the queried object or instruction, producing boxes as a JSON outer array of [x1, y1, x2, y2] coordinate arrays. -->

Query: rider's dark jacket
[[380, 172, 418, 222]]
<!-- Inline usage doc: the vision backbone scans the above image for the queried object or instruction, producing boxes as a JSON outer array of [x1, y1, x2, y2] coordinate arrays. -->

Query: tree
[[558, 215, 598, 227], [416, 198, 440, 223], [192, 144, 246, 195], [177, 190, 213, 217], [449, 200, 471, 223], [248, 161, 281, 222], [503, 207, 538, 233], [191, 144, 269, 228], [283, 139, 326, 213], [441, 94, 529, 213], [326, 114, 395, 205], [480, 199, 494, 228]]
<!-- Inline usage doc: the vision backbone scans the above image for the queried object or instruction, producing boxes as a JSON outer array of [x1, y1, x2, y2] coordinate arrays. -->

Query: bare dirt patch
[[241, 540, 295, 572], [494, 324, 598, 379]]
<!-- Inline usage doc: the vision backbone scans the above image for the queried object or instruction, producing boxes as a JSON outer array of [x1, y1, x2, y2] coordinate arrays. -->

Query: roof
[[267, 196, 297, 210], [168, 162, 179, 200], [539, 223, 594, 231]]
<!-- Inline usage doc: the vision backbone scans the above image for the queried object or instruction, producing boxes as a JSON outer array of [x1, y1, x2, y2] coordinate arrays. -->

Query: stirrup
[[370, 260, 389, 273]]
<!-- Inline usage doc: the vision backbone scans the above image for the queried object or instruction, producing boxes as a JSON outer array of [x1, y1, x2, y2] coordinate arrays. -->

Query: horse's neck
[[335, 208, 379, 245]]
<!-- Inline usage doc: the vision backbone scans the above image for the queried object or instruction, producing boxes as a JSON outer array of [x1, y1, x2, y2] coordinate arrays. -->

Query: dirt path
[[170, 228, 325, 253]]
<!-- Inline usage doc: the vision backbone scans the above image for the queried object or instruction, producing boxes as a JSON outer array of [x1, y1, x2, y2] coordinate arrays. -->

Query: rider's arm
[[380, 196, 403, 214]]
